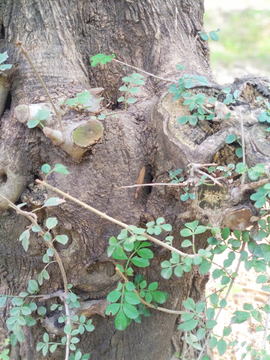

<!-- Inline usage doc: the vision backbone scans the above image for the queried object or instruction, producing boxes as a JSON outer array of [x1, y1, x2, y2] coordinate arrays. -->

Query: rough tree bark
[[0, 1, 269, 359]]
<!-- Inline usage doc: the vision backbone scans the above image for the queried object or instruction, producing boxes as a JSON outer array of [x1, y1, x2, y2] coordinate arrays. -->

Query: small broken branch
[[36, 179, 198, 259]]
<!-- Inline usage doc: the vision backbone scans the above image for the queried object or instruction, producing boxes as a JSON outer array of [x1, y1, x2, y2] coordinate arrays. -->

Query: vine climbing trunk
[[0, 1, 240, 359]]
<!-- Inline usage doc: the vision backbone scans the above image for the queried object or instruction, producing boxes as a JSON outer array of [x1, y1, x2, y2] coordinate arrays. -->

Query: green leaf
[[200, 33, 209, 41], [0, 51, 9, 64], [145, 292, 152, 303], [217, 339, 227, 356], [64, 323, 72, 334], [161, 224, 172, 231], [206, 307, 215, 320], [235, 147, 243, 158], [195, 226, 206, 234], [133, 79, 145, 85], [66, 98, 78, 106], [183, 298, 195, 311], [196, 302, 206, 313], [70, 337, 80, 344], [257, 274, 268, 283], [37, 342, 45, 351], [221, 276, 230, 285], [177, 116, 189, 124], [128, 87, 140, 94], [161, 266, 173, 279], [29, 302, 37, 311], [90, 53, 115, 66], [0, 63, 12, 71], [195, 76, 209, 86], [43, 197, 65, 207], [200, 259, 211, 274], [148, 281, 158, 291], [137, 248, 154, 259], [105, 303, 120, 316], [41, 164, 51, 174], [210, 293, 219, 306], [37, 306, 47, 316], [50, 344, 57, 353], [181, 313, 195, 322], [231, 311, 250, 324], [161, 260, 171, 268], [126, 97, 136, 104], [46, 217, 58, 230], [221, 227, 230, 240], [47, 248, 54, 257], [76, 91, 91, 105], [180, 193, 189, 201], [206, 320, 217, 329], [122, 77, 132, 83], [125, 292, 140, 305], [185, 220, 199, 230], [180, 229, 193, 237], [209, 337, 217, 349], [117, 229, 128, 240], [55, 235, 69, 245], [152, 291, 166, 304], [107, 291, 122, 303], [197, 328, 206, 341], [21, 306, 31, 315], [27, 119, 39, 128], [54, 164, 69, 174], [185, 79, 194, 89], [212, 269, 223, 279], [12, 297, 23, 306], [36, 109, 50, 121], [181, 240, 192, 247], [123, 304, 139, 319], [226, 134, 236, 144], [235, 162, 248, 174], [209, 31, 219, 41], [42, 254, 50, 263], [28, 279, 39, 293], [193, 256, 202, 265], [115, 309, 127, 330], [43, 233, 51, 242], [125, 282, 135, 292], [131, 256, 150, 267], [220, 299, 227, 308], [42, 344, 49, 356], [178, 319, 198, 331], [0, 296, 7, 308], [43, 332, 49, 343], [117, 96, 124, 102], [223, 326, 232, 336], [174, 265, 183, 277], [112, 245, 128, 260]]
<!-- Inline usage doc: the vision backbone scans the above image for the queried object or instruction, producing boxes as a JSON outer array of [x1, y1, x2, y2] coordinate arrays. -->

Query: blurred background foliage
[[204, 0, 270, 84]]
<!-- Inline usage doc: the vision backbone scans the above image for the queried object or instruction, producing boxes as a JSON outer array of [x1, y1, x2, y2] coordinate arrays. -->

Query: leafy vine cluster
[[0, 28, 270, 360]]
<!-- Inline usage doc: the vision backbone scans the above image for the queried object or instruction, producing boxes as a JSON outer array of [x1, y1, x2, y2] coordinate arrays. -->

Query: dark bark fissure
[[1, 1, 268, 359]]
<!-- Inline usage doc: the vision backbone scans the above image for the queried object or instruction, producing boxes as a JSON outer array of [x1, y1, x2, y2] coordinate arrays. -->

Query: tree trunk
[[1, 1, 269, 359]]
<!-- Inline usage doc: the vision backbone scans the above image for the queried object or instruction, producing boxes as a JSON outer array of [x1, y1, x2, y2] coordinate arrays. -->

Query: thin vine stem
[[36, 179, 198, 259], [16, 41, 63, 131], [112, 58, 177, 83]]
